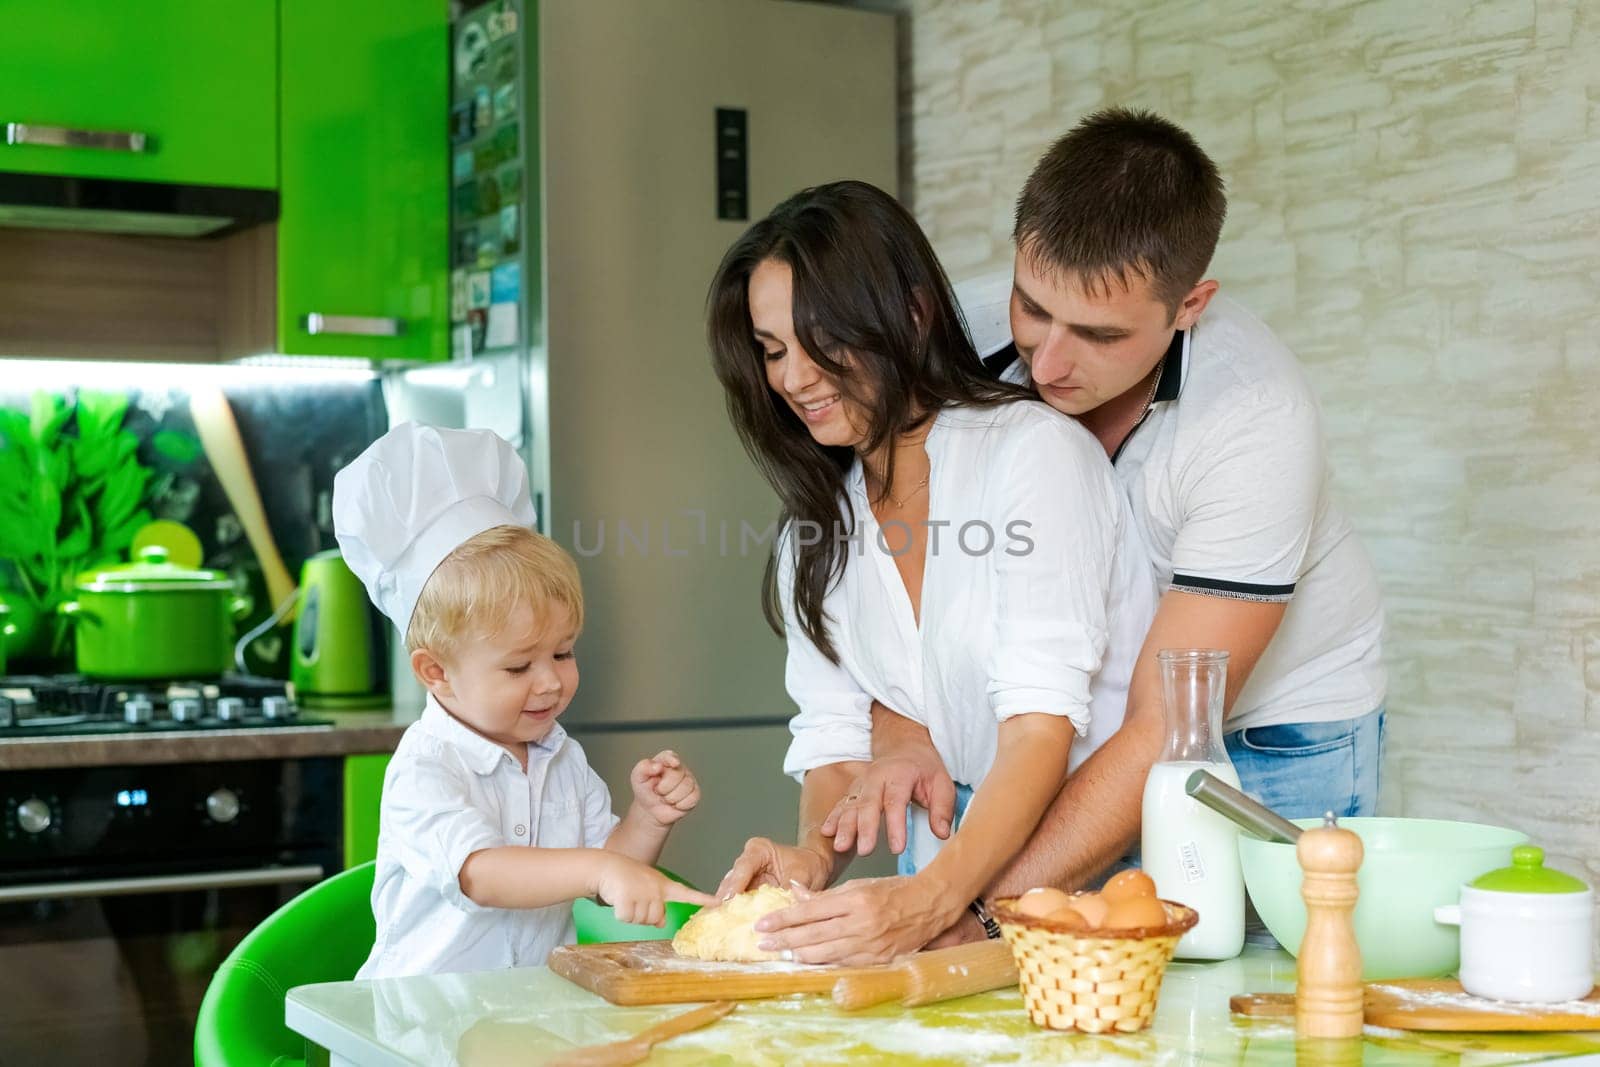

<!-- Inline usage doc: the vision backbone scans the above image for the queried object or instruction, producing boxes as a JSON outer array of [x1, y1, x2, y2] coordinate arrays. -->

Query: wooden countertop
[[0, 708, 411, 769]]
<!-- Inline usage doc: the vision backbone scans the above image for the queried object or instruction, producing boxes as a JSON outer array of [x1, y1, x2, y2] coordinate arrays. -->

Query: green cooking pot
[[58, 546, 252, 679]]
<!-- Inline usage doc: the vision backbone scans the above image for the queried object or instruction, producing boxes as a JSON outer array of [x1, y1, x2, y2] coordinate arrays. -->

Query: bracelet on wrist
[[968, 898, 1003, 940]]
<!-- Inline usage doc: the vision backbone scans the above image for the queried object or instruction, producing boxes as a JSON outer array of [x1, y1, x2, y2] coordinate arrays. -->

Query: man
[[822, 107, 1386, 939]]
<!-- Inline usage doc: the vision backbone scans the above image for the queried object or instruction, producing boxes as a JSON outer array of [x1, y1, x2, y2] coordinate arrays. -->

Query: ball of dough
[[672, 885, 796, 962]]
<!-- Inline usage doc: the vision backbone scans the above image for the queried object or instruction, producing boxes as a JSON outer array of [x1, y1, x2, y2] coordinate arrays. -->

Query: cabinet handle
[[302, 313, 405, 337], [5, 122, 150, 153]]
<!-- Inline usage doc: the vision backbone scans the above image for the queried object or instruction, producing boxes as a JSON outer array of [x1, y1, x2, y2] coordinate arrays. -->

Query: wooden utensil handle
[[188, 387, 298, 621], [547, 1001, 735, 1067]]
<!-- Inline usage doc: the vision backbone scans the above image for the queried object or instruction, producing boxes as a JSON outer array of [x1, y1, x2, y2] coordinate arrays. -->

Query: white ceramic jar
[[1434, 845, 1594, 1004]]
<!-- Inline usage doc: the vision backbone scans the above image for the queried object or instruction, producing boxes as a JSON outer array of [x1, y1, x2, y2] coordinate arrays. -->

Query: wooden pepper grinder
[[1295, 812, 1364, 1038]]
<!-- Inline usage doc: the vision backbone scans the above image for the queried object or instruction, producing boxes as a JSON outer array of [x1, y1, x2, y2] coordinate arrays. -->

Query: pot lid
[[1471, 845, 1589, 894], [77, 546, 234, 592]]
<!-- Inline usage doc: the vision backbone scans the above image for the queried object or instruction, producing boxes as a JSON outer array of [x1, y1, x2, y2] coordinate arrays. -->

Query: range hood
[[0, 168, 278, 238]]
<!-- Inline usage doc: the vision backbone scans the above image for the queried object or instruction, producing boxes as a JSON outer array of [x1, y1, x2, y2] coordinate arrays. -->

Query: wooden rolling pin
[[832, 940, 1018, 1010]]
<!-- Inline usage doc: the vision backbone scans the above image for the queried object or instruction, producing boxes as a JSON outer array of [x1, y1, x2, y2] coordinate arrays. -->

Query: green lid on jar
[[1471, 846, 1589, 894]]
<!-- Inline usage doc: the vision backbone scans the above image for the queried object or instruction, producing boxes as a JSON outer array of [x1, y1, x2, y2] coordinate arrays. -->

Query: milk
[[1141, 759, 1245, 960]]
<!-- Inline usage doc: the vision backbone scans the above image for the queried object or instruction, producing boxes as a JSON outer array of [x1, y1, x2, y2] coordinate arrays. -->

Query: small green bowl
[[1239, 816, 1527, 979], [572, 868, 703, 944]]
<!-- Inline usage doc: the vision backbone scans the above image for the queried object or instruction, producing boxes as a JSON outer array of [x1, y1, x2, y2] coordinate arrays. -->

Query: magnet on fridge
[[450, 269, 468, 322], [499, 205, 519, 255], [453, 149, 475, 183], [474, 86, 493, 131], [454, 226, 477, 268], [498, 164, 522, 203], [485, 301, 518, 349], [455, 21, 489, 80], [491, 123, 518, 162], [476, 173, 501, 215], [452, 324, 474, 362], [467, 308, 488, 353], [453, 181, 479, 217], [476, 235, 499, 268], [492, 47, 516, 85], [494, 82, 518, 120], [490, 261, 521, 304], [468, 271, 492, 310], [450, 102, 474, 144]]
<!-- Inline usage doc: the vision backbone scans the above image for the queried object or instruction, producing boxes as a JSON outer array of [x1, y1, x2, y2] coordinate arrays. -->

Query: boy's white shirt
[[357, 694, 620, 979]]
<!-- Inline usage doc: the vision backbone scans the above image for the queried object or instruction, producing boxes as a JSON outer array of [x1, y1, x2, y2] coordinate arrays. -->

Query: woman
[[706, 181, 1156, 964]]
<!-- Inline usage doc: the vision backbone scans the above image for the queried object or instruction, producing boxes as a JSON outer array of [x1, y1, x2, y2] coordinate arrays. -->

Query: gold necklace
[[886, 474, 930, 509]]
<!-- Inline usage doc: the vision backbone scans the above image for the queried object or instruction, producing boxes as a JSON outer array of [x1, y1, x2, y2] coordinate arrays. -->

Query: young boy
[[334, 422, 714, 978]]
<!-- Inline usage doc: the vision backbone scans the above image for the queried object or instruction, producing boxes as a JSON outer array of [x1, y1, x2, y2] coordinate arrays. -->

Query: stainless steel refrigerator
[[399, 0, 901, 888]]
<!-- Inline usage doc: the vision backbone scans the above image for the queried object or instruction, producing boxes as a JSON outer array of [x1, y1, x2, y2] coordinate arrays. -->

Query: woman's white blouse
[[781, 401, 1157, 791], [357, 696, 620, 979]]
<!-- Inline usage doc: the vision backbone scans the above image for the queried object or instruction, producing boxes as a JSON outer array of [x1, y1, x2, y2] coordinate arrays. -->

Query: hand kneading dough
[[672, 885, 796, 962]]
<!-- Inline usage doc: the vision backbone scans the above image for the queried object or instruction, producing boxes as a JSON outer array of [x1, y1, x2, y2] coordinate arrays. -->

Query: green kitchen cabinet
[[278, 0, 449, 362], [343, 752, 391, 869], [0, 1, 277, 188]]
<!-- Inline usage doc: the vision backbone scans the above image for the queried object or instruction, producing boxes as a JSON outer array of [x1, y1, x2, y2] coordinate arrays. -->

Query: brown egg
[[1101, 869, 1158, 904], [1066, 892, 1109, 929], [1103, 895, 1169, 931], [1012, 887, 1072, 919], [1045, 905, 1088, 930]]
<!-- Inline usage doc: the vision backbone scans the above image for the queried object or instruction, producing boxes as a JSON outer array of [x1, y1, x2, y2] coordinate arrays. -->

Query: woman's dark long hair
[[707, 180, 1030, 662]]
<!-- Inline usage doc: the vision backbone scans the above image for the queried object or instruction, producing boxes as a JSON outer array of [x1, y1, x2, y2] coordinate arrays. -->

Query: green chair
[[194, 861, 376, 1067]]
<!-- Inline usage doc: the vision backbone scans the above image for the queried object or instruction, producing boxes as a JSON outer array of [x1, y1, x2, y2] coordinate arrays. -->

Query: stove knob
[[205, 788, 240, 824], [170, 698, 203, 723], [17, 797, 51, 835], [215, 697, 245, 722], [123, 697, 154, 725], [261, 695, 294, 720]]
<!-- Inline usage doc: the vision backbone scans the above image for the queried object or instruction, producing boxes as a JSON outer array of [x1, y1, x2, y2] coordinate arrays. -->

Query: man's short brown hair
[[1013, 108, 1226, 313]]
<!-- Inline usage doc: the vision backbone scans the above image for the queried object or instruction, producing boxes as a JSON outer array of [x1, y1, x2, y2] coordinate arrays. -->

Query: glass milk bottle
[[1140, 648, 1245, 960]]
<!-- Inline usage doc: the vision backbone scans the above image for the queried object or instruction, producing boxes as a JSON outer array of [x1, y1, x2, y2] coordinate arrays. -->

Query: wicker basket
[[993, 895, 1199, 1033]]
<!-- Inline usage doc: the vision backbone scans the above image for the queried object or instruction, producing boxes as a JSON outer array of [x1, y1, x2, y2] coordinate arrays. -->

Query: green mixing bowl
[[572, 868, 703, 944], [1239, 817, 1527, 979]]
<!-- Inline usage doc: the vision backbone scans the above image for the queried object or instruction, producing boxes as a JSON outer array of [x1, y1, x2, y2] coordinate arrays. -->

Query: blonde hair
[[407, 525, 584, 661]]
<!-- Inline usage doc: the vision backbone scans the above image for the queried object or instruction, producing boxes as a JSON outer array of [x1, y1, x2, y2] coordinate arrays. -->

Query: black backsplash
[[0, 369, 388, 676]]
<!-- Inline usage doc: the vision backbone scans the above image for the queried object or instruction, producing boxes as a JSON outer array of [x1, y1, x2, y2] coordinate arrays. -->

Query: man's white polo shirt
[[357, 696, 620, 978], [959, 273, 1386, 730]]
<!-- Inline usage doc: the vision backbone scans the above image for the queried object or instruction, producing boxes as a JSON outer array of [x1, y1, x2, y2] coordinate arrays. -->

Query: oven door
[[0, 861, 330, 1066]]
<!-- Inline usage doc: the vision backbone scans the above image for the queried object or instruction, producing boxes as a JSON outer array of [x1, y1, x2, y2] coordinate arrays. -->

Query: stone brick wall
[[872, 0, 1600, 887]]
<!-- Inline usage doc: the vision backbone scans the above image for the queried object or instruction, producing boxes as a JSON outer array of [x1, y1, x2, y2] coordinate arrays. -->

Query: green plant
[[0, 390, 153, 658]]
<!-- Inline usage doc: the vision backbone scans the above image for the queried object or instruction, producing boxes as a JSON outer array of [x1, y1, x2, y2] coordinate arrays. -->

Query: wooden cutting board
[[550, 941, 885, 1005], [1231, 980, 1600, 1031], [549, 940, 1017, 1007]]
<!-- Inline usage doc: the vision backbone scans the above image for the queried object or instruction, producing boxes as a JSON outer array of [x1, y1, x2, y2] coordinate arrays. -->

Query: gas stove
[[0, 674, 332, 738]]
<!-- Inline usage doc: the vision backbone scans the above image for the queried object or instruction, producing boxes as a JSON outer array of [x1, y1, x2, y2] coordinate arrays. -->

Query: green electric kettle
[[290, 550, 388, 709]]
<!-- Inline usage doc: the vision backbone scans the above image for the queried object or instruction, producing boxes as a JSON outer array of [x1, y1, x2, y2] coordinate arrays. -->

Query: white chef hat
[[332, 422, 537, 635]]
